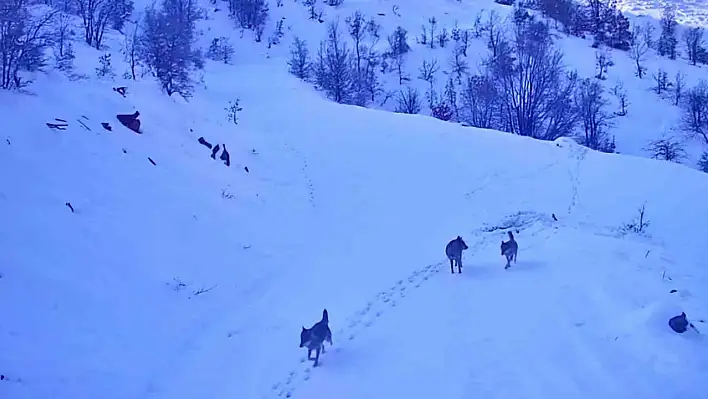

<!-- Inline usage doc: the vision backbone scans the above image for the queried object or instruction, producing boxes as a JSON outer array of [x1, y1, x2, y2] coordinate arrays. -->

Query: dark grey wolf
[[445, 236, 469, 274], [500, 231, 518, 269], [299, 309, 333, 367]]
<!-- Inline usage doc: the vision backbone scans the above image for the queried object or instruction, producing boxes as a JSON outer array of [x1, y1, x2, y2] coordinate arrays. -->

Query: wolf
[[500, 231, 518, 269], [445, 236, 469, 274], [299, 309, 333, 367]]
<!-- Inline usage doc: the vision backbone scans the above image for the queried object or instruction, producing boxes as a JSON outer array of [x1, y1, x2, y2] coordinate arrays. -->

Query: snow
[[2, 0, 708, 398], [262, 0, 708, 165], [617, 0, 708, 27]]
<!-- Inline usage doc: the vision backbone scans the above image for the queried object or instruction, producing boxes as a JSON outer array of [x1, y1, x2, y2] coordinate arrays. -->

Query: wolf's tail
[[322, 308, 329, 323], [508, 231, 515, 240]]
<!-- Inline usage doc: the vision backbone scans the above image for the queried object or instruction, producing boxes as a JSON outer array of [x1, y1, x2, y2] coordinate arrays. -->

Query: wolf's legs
[[514, 251, 517, 263], [456, 259, 462, 273], [450, 259, 455, 274], [313, 346, 321, 367], [307, 349, 313, 360], [321, 344, 326, 353]]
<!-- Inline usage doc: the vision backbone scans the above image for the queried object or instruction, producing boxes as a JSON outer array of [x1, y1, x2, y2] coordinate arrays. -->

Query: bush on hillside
[[207, 37, 235, 64], [138, 0, 204, 97], [0, 0, 54, 89]]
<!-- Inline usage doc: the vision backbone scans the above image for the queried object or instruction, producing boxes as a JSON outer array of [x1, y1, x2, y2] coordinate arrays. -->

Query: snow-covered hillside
[[2, 0, 708, 398], [257, 0, 708, 167]]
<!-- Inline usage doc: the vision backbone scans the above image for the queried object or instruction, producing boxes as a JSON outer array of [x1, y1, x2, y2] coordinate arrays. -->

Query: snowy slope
[[262, 0, 708, 166], [2, 0, 708, 398], [3, 60, 708, 398]]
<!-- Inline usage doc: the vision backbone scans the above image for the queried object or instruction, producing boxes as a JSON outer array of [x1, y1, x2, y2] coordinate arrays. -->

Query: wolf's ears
[[302, 326, 306, 331], [457, 235, 462, 240]]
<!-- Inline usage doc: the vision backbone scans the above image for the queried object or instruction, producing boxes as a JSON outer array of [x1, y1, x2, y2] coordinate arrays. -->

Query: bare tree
[[629, 24, 648, 78], [387, 26, 410, 85], [645, 137, 686, 162], [395, 86, 421, 114], [543, 70, 580, 141], [684, 27, 705, 66], [460, 74, 499, 129], [451, 20, 470, 56], [642, 21, 655, 49], [427, 17, 437, 49], [393, 51, 408, 85], [443, 76, 459, 121], [487, 14, 575, 139], [418, 58, 440, 107], [343, 16, 380, 105], [387, 26, 410, 57], [471, 11, 484, 38], [228, 0, 269, 37], [611, 82, 628, 116], [437, 27, 449, 48], [674, 72, 685, 106], [346, 11, 366, 75], [484, 10, 504, 57], [0, 1, 56, 89], [54, 12, 72, 59], [594, 48, 612, 80], [288, 36, 310, 79], [206, 36, 235, 64], [122, 21, 140, 79], [53, 12, 76, 73], [575, 78, 614, 152], [359, 51, 381, 103], [138, 0, 204, 97], [419, 24, 428, 46], [681, 81, 708, 144], [313, 21, 353, 104], [653, 69, 670, 95], [75, 0, 133, 49], [449, 46, 468, 84], [302, 0, 318, 21]]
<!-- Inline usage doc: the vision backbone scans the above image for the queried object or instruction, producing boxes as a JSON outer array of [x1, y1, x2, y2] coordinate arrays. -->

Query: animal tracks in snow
[[266, 261, 443, 399], [265, 214, 555, 398], [566, 141, 588, 215], [283, 143, 316, 208]]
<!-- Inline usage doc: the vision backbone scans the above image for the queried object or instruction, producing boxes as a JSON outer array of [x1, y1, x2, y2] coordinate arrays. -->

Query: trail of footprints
[[283, 143, 316, 208], [565, 143, 588, 215], [267, 261, 443, 399], [266, 225, 522, 399]]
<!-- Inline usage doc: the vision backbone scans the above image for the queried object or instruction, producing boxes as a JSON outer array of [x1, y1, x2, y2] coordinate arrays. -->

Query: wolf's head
[[457, 236, 468, 250], [299, 326, 311, 348], [500, 240, 509, 255]]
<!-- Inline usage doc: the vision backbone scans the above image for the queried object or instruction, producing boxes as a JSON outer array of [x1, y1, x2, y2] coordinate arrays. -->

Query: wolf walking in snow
[[446, 236, 469, 274], [500, 231, 518, 269], [299, 309, 333, 367]]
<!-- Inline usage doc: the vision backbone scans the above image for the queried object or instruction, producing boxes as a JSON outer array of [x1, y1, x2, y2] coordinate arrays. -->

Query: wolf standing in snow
[[446, 236, 469, 274], [500, 231, 518, 269], [299, 309, 333, 367]]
